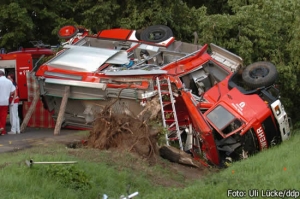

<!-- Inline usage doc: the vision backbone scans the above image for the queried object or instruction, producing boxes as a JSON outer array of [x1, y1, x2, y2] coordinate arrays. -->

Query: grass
[[0, 130, 299, 198], [0, 144, 182, 199], [177, 129, 300, 199]]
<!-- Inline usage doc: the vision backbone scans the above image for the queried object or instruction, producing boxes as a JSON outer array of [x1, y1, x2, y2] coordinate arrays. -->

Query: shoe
[[16, 132, 20, 134], [7, 131, 16, 135]]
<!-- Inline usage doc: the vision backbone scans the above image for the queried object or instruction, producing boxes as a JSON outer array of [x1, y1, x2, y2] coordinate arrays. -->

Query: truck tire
[[140, 25, 173, 43], [242, 61, 278, 88], [135, 29, 143, 40]]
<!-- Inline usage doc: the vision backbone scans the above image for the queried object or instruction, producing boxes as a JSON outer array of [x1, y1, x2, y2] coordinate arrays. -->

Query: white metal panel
[[106, 51, 129, 64], [104, 69, 167, 76], [0, 60, 16, 68], [270, 100, 291, 141], [210, 43, 243, 72], [128, 30, 139, 41], [47, 46, 128, 72], [45, 78, 107, 90]]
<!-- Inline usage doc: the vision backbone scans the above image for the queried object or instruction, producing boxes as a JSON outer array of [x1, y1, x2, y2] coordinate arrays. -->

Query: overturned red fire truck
[[34, 25, 290, 166]]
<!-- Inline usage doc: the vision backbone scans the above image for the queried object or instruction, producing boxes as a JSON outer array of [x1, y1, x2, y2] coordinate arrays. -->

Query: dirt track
[[0, 127, 84, 153]]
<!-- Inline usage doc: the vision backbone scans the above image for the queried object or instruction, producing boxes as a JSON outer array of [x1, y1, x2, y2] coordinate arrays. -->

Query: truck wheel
[[140, 25, 173, 43], [242, 61, 278, 88]]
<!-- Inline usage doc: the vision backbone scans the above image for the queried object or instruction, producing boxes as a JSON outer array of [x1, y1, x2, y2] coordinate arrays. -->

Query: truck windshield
[[207, 105, 242, 135]]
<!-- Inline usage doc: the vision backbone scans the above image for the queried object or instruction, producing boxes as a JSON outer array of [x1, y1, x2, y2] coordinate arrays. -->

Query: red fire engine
[[2, 25, 292, 166], [0, 41, 54, 126]]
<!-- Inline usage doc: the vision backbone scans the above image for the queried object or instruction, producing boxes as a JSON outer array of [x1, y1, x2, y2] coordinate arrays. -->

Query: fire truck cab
[[165, 44, 291, 165]]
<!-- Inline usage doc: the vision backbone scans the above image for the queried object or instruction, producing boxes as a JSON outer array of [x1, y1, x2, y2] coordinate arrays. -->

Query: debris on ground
[[87, 96, 202, 168], [159, 145, 202, 168], [87, 97, 161, 163]]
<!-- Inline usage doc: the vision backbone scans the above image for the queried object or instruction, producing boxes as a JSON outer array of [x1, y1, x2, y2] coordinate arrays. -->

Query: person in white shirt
[[0, 70, 15, 135], [7, 73, 20, 134]]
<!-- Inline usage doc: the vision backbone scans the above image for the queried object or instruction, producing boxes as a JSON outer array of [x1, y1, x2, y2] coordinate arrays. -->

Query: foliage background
[[1, 0, 299, 124]]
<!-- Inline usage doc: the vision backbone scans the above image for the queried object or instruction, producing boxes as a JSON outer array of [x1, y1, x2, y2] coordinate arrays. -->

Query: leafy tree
[[74, 0, 120, 33], [197, 0, 300, 122], [116, 0, 207, 42], [1, 0, 300, 123], [21, 0, 77, 46], [0, 2, 34, 51], [0, 0, 78, 49], [185, 0, 231, 14]]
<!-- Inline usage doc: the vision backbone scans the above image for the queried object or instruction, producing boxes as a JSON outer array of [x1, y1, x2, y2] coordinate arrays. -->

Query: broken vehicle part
[[25, 159, 77, 167]]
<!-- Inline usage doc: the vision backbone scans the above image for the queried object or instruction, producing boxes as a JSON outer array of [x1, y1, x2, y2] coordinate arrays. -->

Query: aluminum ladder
[[156, 77, 183, 150]]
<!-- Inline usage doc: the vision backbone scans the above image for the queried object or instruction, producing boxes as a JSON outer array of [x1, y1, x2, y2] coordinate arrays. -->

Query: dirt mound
[[87, 97, 162, 162], [87, 95, 206, 169]]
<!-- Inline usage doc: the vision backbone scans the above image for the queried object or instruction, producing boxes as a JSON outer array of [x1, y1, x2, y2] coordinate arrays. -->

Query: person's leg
[[18, 104, 23, 124], [9, 104, 17, 134], [0, 106, 8, 135], [14, 104, 20, 133], [9, 105, 14, 132], [0, 106, 4, 131]]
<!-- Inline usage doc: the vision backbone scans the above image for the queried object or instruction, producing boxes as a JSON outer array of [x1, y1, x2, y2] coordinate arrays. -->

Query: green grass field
[[0, 130, 299, 199]]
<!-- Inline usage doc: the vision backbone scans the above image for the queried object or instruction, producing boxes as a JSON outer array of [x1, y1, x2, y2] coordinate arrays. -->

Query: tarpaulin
[[23, 72, 55, 128], [22, 101, 55, 128]]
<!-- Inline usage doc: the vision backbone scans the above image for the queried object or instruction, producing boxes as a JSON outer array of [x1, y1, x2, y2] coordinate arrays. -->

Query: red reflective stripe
[[10, 86, 19, 103], [13, 97, 19, 103]]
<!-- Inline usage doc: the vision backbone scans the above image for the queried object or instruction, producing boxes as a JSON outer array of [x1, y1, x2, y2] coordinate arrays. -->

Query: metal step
[[156, 77, 183, 150]]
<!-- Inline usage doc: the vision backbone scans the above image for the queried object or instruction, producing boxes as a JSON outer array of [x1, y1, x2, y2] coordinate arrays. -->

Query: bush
[[44, 165, 91, 191]]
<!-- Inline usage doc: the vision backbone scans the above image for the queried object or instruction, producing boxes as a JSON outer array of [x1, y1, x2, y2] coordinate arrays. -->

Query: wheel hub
[[148, 30, 165, 41], [250, 67, 269, 79]]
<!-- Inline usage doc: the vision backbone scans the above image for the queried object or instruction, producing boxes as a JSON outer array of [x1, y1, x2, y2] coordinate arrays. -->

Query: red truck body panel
[[97, 29, 133, 40], [0, 54, 32, 100], [8, 48, 53, 59]]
